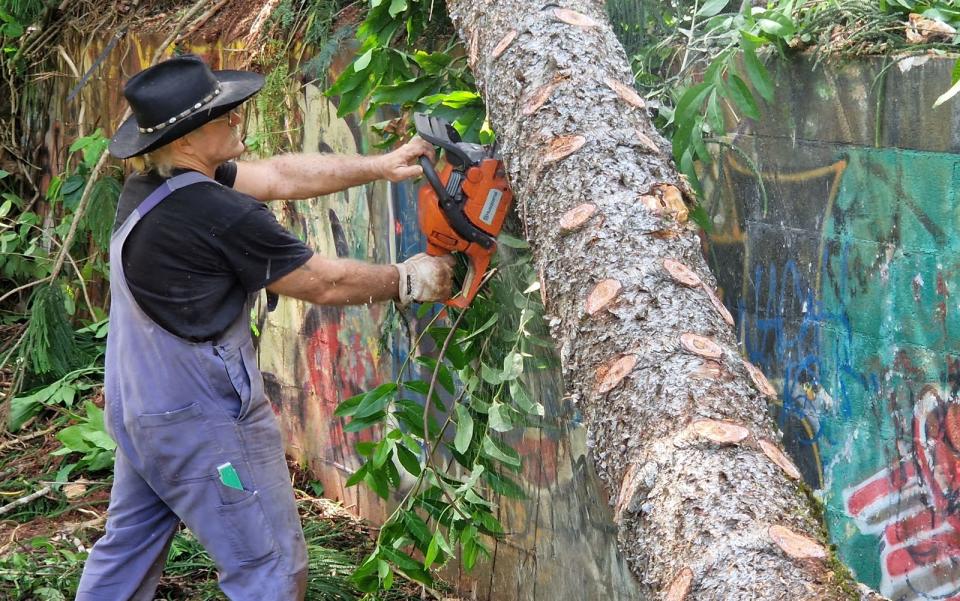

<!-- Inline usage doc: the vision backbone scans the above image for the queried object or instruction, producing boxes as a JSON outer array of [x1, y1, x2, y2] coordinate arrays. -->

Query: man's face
[[186, 108, 246, 163]]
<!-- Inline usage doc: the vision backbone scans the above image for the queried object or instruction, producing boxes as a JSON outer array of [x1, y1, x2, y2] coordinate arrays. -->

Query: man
[[75, 54, 454, 600]]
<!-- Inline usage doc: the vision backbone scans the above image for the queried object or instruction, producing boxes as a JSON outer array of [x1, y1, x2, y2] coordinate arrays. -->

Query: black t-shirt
[[114, 162, 313, 341]]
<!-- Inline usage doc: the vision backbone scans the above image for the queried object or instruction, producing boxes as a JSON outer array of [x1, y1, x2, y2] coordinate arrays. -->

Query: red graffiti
[[303, 309, 388, 464], [845, 387, 960, 600], [306, 318, 343, 407], [513, 433, 559, 488]]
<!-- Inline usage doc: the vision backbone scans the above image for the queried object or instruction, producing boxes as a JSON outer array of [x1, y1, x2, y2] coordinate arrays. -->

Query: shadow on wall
[[704, 56, 960, 600]]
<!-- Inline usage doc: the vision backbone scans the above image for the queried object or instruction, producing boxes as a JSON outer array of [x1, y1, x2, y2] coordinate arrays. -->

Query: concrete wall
[[705, 54, 960, 600], [58, 31, 639, 599]]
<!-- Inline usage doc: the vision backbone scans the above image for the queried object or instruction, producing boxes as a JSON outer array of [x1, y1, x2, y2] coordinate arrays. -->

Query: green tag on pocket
[[217, 462, 244, 490]]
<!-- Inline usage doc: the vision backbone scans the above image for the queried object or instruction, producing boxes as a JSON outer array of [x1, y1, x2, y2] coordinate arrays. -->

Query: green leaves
[[355, 383, 399, 418], [510, 380, 544, 417], [323, 0, 483, 142], [371, 76, 439, 106], [454, 403, 474, 454], [724, 74, 760, 120], [488, 403, 514, 432], [326, 48, 387, 117], [756, 14, 795, 38], [335, 383, 397, 419], [741, 38, 774, 103], [481, 435, 521, 468], [354, 48, 374, 71], [696, 0, 731, 19], [0, 9, 24, 39], [68, 129, 108, 170], [420, 90, 481, 108], [51, 400, 116, 475], [388, 0, 408, 18], [655, 0, 788, 231], [336, 228, 554, 590]]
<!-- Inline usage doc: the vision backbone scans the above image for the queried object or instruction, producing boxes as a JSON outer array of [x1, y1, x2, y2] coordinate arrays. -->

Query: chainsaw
[[414, 112, 513, 309]]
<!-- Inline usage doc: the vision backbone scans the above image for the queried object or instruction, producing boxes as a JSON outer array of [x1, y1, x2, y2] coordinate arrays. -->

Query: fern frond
[[80, 176, 121, 252], [23, 282, 82, 377]]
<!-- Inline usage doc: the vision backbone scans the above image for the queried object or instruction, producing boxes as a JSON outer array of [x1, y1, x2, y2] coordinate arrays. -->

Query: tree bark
[[445, 1, 852, 599]]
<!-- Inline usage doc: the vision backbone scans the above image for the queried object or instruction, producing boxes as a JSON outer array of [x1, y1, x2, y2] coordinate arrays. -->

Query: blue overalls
[[76, 172, 308, 600]]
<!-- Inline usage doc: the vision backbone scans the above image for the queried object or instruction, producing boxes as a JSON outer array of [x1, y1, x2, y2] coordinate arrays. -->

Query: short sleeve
[[214, 161, 238, 188], [216, 202, 314, 292]]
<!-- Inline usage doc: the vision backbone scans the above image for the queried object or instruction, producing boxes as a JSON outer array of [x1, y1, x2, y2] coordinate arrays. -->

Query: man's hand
[[395, 253, 456, 304], [378, 137, 436, 182]]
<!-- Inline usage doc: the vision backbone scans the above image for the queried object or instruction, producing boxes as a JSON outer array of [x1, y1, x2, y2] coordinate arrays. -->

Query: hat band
[[138, 86, 222, 134]]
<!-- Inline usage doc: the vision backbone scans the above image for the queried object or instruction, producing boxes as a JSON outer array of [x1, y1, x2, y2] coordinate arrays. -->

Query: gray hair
[[140, 144, 177, 178]]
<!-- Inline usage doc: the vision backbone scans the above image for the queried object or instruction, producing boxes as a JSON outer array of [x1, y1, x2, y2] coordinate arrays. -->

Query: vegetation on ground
[[0, 426, 431, 599]]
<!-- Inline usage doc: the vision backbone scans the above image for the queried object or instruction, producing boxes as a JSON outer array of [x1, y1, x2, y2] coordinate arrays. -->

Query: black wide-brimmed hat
[[109, 54, 264, 159]]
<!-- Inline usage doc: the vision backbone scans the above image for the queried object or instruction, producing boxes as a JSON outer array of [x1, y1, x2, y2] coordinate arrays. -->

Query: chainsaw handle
[[446, 248, 493, 309], [419, 156, 448, 202]]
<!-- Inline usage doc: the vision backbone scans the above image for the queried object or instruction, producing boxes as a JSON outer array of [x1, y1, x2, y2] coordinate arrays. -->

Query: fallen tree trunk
[[445, 1, 852, 598]]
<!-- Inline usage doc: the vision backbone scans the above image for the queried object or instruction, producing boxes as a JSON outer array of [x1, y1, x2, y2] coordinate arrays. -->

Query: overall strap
[[136, 171, 214, 218]]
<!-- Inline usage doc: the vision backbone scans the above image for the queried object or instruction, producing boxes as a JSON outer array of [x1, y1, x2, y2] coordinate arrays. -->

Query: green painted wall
[[704, 55, 960, 599]]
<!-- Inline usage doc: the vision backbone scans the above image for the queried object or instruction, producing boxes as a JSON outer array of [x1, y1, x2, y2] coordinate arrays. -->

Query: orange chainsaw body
[[417, 158, 513, 308]]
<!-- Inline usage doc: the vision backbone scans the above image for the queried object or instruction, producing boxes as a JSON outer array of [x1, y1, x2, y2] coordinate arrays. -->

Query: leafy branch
[[331, 235, 550, 592]]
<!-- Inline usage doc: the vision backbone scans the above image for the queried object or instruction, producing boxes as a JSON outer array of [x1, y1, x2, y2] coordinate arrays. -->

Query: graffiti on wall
[[710, 145, 960, 599]]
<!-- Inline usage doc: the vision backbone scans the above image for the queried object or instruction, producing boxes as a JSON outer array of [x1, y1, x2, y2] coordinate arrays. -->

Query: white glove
[[395, 253, 455, 305]]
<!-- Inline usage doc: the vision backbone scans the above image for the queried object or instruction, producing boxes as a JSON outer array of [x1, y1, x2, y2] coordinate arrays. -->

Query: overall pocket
[[213, 341, 264, 421], [218, 490, 278, 565], [136, 402, 219, 483]]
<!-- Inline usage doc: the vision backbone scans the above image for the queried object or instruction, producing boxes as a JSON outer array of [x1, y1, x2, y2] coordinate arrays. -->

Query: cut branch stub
[[701, 283, 734, 326], [679, 333, 723, 359], [585, 279, 622, 315], [692, 359, 729, 381], [664, 567, 694, 601], [554, 8, 600, 28], [543, 135, 586, 164], [595, 353, 638, 395], [614, 462, 642, 523], [559, 203, 597, 233], [523, 78, 564, 115], [663, 258, 701, 287], [654, 184, 689, 223], [604, 77, 646, 109], [758, 439, 802, 480], [691, 419, 750, 444], [492, 29, 518, 59], [639, 194, 662, 215], [744, 361, 777, 397], [635, 129, 661, 154], [768, 525, 828, 560]]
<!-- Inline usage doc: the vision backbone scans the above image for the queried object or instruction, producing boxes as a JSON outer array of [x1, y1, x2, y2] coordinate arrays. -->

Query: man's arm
[[266, 253, 454, 306], [267, 255, 400, 305], [233, 137, 435, 202]]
